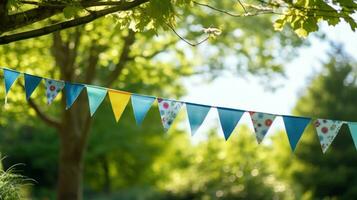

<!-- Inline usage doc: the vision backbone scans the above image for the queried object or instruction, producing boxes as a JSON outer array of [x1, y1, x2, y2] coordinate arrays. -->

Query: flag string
[[1, 66, 355, 153]]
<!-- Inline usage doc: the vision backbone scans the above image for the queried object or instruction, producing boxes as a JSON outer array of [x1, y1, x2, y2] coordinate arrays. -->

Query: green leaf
[[274, 18, 286, 31], [63, 6, 82, 19], [295, 28, 308, 37]]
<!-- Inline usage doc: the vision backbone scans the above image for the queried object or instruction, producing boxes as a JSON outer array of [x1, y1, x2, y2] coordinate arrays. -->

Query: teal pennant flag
[[186, 103, 211, 136], [3, 68, 20, 96], [86, 86, 107, 116], [348, 122, 357, 150], [217, 107, 244, 140], [283, 116, 311, 151], [65, 82, 85, 109], [24, 73, 42, 100], [131, 94, 156, 125]]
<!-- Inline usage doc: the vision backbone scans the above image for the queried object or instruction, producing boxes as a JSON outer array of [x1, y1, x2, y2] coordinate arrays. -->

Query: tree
[[292, 45, 357, 199], [0, 0, 356, 44], [0, 1, 355, 200]]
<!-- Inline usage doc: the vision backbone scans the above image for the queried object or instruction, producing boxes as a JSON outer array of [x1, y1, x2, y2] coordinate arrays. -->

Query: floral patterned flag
[[314, 119, 343, 153], [45, 78, 65, 105], [249, 112, 276, 143], [157, 98, 183, 132]]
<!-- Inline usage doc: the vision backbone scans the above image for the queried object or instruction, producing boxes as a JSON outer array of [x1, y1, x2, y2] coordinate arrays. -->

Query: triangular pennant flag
[[249, 112, 276, 143], [24, 74, 42, 100], [45, 78, 65, 105], [65, 82, 85, 109], [157, 98, 183, 132], [186, 103, 211, 135], [86, 86, 107, 116], [348, 122, 357, 150], [108, 90, 131, 122], [3, 68, 20, 95], [217, 107, 244, 140], [314, 119, 343, 153], [283, 116, 311, 151], [131, 94, 156, 125]]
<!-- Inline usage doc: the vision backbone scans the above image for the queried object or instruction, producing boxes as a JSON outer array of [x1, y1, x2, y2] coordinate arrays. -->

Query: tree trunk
[[57, 135, 84, 200], [56, 91, 91, 200]]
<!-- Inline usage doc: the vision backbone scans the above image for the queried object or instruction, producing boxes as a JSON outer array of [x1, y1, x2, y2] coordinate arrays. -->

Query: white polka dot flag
[[249, 112, 277, 143], [1, 67, 354, 154], [314, 119, 344, 153], [44, 78, 65, 105]]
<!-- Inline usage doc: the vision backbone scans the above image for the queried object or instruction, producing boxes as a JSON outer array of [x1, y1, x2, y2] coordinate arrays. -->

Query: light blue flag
[[24, 73, 42, 100], [217, 107, 244, 140], [283, 116, 311, 151], [3, 68, 20, 95], [131, 94, 156, 125], [86, 86, 107, 116], [186, 103, 211, 135], [65, 82, 85, 109], [348, 122, 357, 150]]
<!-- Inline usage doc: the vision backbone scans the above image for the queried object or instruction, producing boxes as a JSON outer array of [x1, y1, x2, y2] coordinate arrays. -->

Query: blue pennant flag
[[86, 86, 107, 116], [348, 122, 357, 150], [24, 73, 42, 100], [3, 68, 20, 95], [131, 94, 156, 125], [186, 103, 211, 135], [65, 82, 85, 109], [217, 107, 244, 140], [283, 116, 311, 151]]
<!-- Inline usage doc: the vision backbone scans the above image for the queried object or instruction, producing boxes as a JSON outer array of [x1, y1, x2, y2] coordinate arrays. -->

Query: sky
[[181, 22, 357, 141]]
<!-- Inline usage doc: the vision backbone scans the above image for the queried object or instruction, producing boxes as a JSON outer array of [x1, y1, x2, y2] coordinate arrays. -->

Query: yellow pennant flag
[[108, 90, 131, 122]]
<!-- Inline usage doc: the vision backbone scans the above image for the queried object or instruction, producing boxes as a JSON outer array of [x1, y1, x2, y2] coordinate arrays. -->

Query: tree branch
[[27, 97, 62, 130], [0, 0, 149, 44], [129, 40, 176, 60], [3, 7, 63, 33], [20, 0, 127, 7], [3, 0, 109, 33], [105, 30, 136, 87], [166, 23, 209, 47], [84, 41, 105, 83], [16, 82, 61, 129]]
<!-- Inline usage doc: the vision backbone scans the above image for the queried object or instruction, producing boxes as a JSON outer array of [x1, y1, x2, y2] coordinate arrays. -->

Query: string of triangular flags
[[1, 67, 357, 153]]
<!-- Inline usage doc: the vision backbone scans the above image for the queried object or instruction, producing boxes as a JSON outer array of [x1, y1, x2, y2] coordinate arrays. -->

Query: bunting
[[24, 74, 42, 100], [86, 86, 107, 116], [186, 103, 210, 135], [157, 98, 183, 132], [348, 122, 357, 150], [0, 67, 354, 154], [283, 116, 311, 151], [64, 82, 85, 109], [314, 119, 343, 153], [217, 107, 244, 140], [131, 94, 156, 125], [108, 90, 131, 122], [3, 68, 20, 103], [249, 112, 276, 143], [45, 78, 65, 105]]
